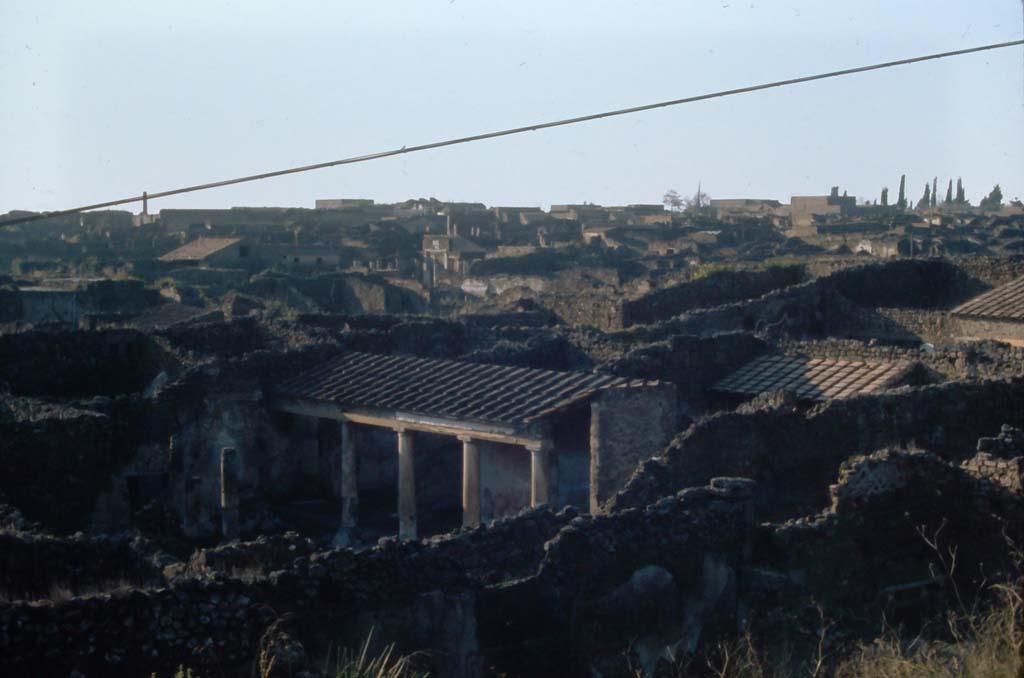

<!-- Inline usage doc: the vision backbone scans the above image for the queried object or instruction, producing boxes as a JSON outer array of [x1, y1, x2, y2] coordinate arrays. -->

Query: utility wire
[[2, 38, 1022, 228]]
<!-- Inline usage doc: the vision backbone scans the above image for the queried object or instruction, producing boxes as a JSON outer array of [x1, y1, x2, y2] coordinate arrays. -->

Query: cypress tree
[[931, 177, 937, 207], [916, 183, 931, 210], [897, 174, 907, 209], [881, 187, 889, 206], [955, 178, 965, 204], [945, 180, 953, 204]]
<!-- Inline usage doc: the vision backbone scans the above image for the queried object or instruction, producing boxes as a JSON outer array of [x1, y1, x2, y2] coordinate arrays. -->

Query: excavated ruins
[[1, 256, 1023, 676]]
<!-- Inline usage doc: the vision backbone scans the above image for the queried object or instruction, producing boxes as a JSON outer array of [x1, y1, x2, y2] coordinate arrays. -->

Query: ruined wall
[[871, 307, 963, 343], [612, 258, 999, 341], [956, 317, 1024, 343], [589, 384, 676, 512], [0, 329, 164, 397], [951, 254, 1024, 286], [0, 477, 753, 678], [620, 265, 805, 328], [0, 399, 127, 531], [602, 332, 767, 410], [608, 377, 1024, 521], [0, 532, 166, 600], [754, 448, 1023, 633]]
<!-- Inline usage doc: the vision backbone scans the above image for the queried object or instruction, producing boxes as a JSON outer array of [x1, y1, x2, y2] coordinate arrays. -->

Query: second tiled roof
[[714, 354, 910, 401]]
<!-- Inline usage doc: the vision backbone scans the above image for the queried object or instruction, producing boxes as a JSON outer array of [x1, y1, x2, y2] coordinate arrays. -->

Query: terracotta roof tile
[[714, 354, 910, 401], [159, 237, 244, 262], [951, 276, 1024, 322], [275, 351, 633, 426]]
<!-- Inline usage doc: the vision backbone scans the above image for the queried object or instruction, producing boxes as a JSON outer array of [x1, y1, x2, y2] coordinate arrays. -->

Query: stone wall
[[620, 265, 806, 328], [951, 254, 1024, 286], [0, 329, 165, 397], [602, 332, 767, 411], [0, 479, 752, 678], [956, 317, 1024, 343], [0, 531, 167, 600], [0, 399, 127, 531], [607, 377, 1024, 521], [589, 383, 677, 511]]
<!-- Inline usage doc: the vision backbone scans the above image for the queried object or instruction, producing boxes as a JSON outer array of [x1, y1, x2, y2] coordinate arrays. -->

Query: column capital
[[457, 434, 475, 443], [525, 437, 553, 453]]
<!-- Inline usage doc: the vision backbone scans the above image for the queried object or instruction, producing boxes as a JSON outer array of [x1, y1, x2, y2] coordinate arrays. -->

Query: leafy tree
[[662, 190, 684, 212], [881, 187, 889, 206], [979, 184, 1004, 212], [897, 174, 907, 209], [945, 179, 953, 205], [916, 183, 931, 210]]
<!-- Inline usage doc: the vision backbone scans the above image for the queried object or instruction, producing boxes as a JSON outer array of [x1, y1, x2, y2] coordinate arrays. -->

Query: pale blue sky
[[2, 1, 1022, 214]]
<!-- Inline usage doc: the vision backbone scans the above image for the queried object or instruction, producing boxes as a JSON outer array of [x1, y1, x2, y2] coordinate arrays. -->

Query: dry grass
[[835, 586, 1023, 678], [324, 630, 428, 678]]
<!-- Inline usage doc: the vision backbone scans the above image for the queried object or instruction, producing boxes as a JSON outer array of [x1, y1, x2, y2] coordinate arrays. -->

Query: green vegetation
[[980, 184, 1004, 212]]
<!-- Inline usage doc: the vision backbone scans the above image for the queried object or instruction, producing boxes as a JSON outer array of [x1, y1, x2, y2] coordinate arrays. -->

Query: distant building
[[422, 234, 487, 284], [788, 188, 856, 235], [314, 198, 375, 209]]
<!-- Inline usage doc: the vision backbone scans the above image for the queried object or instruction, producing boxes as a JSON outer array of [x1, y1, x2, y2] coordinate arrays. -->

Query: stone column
[[290, 415, 319, 479], [340, 420, 358, 530], [168, 435, 184, 525], [397, 429, 417, 540], [459, 435, 481, 528], [220, 447, 239, 541], [528, 438, 552, 507]]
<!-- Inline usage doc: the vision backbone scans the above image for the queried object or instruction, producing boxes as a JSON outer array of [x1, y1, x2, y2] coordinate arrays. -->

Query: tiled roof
[[713, 354, 910, 401], [275, 351, 638, 426], [159, 237, 243, 262], [951, 276, 1024, 323]]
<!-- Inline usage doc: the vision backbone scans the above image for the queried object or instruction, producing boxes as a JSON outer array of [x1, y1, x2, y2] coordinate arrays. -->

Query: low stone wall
[[0, 482, 751, 678], [0, 531, 167, 600]]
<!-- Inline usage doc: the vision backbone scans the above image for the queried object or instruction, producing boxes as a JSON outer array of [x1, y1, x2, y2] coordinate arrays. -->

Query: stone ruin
[[0, 256, 1023, 676]]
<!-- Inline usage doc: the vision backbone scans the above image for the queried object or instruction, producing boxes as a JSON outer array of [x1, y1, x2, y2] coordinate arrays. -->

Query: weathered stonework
[[589, 383, 676, 512]]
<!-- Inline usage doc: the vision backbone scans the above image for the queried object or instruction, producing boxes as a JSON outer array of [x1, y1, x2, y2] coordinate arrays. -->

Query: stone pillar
[[397, 429, 417, 540], [220, 447, 239, 541], [168, 435, 184, 524], [459, 435, 481, 528], [528, 438, 552, 507], [291, 415, 319, 479], [340, 420, 358, 530]]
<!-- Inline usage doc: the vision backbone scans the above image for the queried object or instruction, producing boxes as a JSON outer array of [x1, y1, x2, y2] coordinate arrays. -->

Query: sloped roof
[[951, 276, 1024, 323], [275, 351, 643, 426], [713, 354, 911, 401], [159, 237, 243, 262]]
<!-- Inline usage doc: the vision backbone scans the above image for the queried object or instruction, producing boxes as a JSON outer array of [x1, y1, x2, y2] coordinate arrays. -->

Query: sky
[[1, 1, 1022, 215]]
